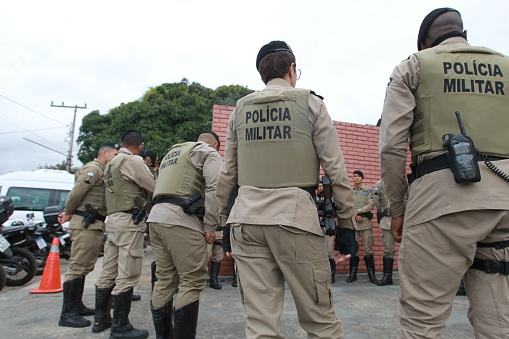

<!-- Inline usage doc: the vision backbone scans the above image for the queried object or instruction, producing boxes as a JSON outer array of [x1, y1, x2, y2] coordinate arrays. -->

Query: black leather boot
[[231, 258, 238, 288], [78, 277, 95, 316], [209, 261, 222, 290], [110, 288, 149, 339], [174, 300, 199, 339], [329, 258, 336, 284], [59, 278, 91, 327], [364, 255, 378, 284], [151, 299, 174, 339], [377, 257, 394, 286], [346, 256, 359, 283], [456, 279, 467, 296], [92, 285, 113, 333]]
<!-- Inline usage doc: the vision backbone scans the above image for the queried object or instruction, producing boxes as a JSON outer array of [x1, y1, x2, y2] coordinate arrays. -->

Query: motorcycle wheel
[[4, 247, 38, 286], [0, 267, 6, 291]]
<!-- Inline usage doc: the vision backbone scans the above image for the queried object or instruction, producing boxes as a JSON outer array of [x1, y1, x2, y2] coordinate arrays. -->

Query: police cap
[[198, 130, 220, 149], [417, 7, 461, 51], [256, 40, 294, 70], [353, 170, 364, 178], [100, 142, 120, 150]]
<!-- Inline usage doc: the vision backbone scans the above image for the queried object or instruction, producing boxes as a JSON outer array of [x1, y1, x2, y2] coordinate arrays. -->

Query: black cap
[[198, 130, 220, 149], [256, 40, 294, 70], [417, 7, 460, 51], [353, 170, 364, 178], [121, 129, 143, 143], [100, 142, 120, 150]]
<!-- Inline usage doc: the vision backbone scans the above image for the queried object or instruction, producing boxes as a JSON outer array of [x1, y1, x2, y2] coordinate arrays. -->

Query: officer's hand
[[205, 232, 216, 244], [222, 227, 232, 255], [335, 228, 359, 257], [391, 216, 404, 243], [58, 213, 72, 224], [355, 214, 363, 222]]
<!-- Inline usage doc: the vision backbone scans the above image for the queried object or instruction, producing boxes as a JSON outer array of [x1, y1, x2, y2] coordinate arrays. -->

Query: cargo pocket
[[313, 264, 332, 308]]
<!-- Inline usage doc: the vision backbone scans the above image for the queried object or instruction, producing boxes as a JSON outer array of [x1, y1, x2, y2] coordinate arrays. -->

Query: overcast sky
[[0, 0, 508, 176]]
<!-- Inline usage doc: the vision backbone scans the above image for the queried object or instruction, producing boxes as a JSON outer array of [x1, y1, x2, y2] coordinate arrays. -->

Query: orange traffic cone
[[30, 238, 63, 293]]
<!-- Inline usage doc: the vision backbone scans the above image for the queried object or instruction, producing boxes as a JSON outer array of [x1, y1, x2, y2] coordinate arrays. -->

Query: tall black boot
[[329, 258, 336, 284], [92, 285, 113, 333], [209, 261, 222, 290], [231, 258, 238, 288], [110, 288, 149, 339], [151, 299, 174, 339], [78, 276, 95, 316], [346, 256, 359, 283], [174, 300, 199, 339], [377, 257, 394, 286], [364, 255, 378, 284], [59, 278, 91, 327]]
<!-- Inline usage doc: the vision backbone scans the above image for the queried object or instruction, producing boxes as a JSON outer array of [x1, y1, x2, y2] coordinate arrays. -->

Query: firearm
[[83, 203, 99, 229], [132, 196, 148, 225], [319, 176, 337, 236]]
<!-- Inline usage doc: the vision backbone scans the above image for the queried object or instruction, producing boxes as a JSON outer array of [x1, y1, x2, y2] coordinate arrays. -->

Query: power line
[[0, 126, 66, 135], [0, 93, 66, 125]]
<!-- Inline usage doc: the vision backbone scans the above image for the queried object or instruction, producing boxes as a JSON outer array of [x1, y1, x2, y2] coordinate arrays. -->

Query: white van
[[0, 169, 74, 226]]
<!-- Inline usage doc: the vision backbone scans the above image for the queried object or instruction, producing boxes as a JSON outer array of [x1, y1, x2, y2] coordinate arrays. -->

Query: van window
[[7, 187, 71, 211]]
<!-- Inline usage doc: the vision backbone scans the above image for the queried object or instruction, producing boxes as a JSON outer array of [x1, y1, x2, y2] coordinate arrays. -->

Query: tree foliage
[[76, 80, 253, 164]]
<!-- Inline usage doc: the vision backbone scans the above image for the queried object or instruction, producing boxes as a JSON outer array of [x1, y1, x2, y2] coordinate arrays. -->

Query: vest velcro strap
[[477, 241, 509, 249], [154, 196, 186, 207], [74, 210, 106, 222], [414, 154, 506, 179], [470, 258, 509, 275]]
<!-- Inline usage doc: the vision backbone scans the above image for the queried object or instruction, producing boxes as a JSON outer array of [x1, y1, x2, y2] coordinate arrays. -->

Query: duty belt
[[74, 210, 107, 222], [471, 258, 509, 275], [413, 153, 506, 180], [154, 196, 186, 207]]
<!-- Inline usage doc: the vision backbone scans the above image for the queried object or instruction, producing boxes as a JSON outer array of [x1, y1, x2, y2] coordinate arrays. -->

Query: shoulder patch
[[87, 172, 94, 177], [310, 90, 324, 100]]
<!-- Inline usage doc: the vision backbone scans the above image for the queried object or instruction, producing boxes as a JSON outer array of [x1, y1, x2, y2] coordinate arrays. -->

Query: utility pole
[[50, 102, 87, 172]]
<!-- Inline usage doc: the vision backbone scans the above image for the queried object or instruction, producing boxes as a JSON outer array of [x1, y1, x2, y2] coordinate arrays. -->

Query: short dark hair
[[258, 51, 296, 84], [121, 130, 143, 147]]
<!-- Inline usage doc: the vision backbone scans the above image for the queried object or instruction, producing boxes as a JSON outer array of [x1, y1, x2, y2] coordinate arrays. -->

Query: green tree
[[76, 80, 253, 164]]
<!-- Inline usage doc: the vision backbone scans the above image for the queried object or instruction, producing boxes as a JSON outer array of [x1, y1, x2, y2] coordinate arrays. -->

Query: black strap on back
[[477, 241, 509, 249], [154, 196, 186, 206], [74, 210, 106, 222]]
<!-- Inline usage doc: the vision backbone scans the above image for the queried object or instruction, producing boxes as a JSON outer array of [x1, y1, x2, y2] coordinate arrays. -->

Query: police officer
[[348, 170, 377, 284], [93, 130, 155, 339], [207, 228, 223, 290], [373, 178, 395, 286], [379, 8, 509, 338], [216, 40, 357, 339], [147, 131, 222, 339], [57, 142, 119, 328]]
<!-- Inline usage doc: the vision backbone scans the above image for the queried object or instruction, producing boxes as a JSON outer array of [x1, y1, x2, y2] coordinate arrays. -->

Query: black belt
[[74, 210, 107, 222], [121, 208, 139, 215], [471, 258, 509, 275], [414, 153, 506, 180], [154, 196, 186, 206]]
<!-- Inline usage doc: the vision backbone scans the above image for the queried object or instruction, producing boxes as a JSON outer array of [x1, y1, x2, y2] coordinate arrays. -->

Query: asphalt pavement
[[0, 246, 475, 339]]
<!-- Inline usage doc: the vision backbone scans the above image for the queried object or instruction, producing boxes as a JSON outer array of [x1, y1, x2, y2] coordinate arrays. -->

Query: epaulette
[[310, 90, 324, 100]]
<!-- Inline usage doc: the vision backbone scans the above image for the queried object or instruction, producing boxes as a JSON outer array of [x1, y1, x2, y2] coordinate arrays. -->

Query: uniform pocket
[[313, 263, 332, 307], [129, 248, 144, 258]]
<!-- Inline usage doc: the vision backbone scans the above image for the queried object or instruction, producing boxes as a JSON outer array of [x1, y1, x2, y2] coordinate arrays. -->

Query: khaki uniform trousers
[[208, 229, 224, 263], [96, 230, 144, 295], [232, 224, 343, 339], [65, 228, 104, 281], [150, 223, 208, 309], [398, 209, 509, 339], [355, 228, 374, 255], [381, 229, 396, 258]]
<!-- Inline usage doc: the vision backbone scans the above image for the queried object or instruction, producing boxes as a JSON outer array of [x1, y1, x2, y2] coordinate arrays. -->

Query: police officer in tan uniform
[[348, 170, 377, 284], [148, 131, 222, 339], [93, 130, 155, 339], [379, 8, 509, 338], [216, 40, 357, 339], [207, 228, 223, 289], [373, 178, 395, 286], [57, 142, 119, 328]]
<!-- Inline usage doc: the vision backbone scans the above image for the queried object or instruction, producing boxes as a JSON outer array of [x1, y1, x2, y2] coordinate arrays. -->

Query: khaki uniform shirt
[[216, 78, 355, 236], [106, 148, 156, 232], [66, 159, 106, 231], [147, 143, 222, 234], [373, 179, 391, 231], [379, 37, 509, 228]]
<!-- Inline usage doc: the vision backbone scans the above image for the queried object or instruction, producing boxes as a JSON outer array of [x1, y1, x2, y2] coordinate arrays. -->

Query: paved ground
[[0, 246, 474, 338]]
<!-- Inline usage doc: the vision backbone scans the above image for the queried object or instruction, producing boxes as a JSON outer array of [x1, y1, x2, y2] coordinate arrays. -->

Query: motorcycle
[[0, 196, 38, 287]]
